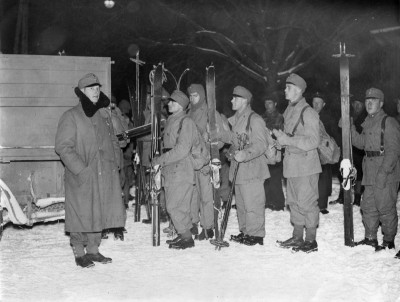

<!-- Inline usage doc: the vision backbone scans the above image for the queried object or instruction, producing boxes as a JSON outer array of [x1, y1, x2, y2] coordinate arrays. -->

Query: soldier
[[273, 73, 321, 253], [152, 90, 201, 250], [218, 86, 270, 246], [262, 95, 285, 211], [395, 98, 400, 125], [55, 73, 126, 268], [350, 88, 400, 253], [312, 92, 339, 214], [187, 83, 214, 240]]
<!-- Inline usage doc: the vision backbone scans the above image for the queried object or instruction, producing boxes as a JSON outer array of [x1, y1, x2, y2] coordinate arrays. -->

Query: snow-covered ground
[[1, 178, 400, 302]]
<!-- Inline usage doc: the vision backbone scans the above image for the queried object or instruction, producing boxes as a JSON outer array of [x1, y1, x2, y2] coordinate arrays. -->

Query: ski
[[150, 63, 163, 246], [333, 43, 355, 247], [205, 65, 221, 240], [210, 134, 246, 250]]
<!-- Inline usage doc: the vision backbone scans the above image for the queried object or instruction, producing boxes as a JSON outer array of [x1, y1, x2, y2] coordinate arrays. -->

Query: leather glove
[[234, 150, 247, 163]]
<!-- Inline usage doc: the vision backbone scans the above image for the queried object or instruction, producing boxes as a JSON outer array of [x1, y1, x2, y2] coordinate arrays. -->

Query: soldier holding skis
[[218, 86, 270, 246], [274, 73, 321, 253], [350, 88, 400, 253], [187, 83, 215, 240], [152, 90, 200, 250]]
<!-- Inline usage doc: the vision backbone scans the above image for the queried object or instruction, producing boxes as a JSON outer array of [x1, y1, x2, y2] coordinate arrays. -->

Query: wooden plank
[[0, 97, 78, 107], [0, 107, 67, 146], [0, 149, 59, 162], [0, 54, 111, 71], [0, 55, 111, 161]]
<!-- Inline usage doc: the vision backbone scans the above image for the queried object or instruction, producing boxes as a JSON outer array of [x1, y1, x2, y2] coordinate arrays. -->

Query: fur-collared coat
[[55, 90, 126, 232]]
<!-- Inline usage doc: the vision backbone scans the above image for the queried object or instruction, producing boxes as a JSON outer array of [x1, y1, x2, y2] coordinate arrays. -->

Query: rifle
[[210, 133, 247, 250]]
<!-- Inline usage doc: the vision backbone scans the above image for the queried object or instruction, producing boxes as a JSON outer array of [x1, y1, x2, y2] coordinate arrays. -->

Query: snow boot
[[395, 250, 400, 259], [169, 237, 195, 250], [75, 255, 95, 268], [113, 228, 124, 241], [230, 232, 245, 243], [320, 209, 329, 215], [196, 228, 214, 241], [242, 235, 263, 246], [86, 253, 112, 264], [101, 229, 109, 239], [375, 240, 395, 252], [190, 223, 199, 236], [276, 237, 304, 249], [355, 238, 378, 248], [292, 240, 318, 253], [166, 235, 181, 245]]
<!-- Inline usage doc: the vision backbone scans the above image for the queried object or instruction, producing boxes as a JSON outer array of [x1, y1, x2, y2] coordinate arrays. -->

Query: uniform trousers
[[286, 174, 320, 241], [190, 169, 214, 229], [70, 232, 101, 257], [165, 182, 194, 239], [235, 180, 266, 237], [362, 182, 399, 241]]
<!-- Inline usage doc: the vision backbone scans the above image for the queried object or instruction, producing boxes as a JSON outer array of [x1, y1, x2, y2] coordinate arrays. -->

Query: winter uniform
[[220, 87, 270, 242], [282, 97, 321, 240], [187, 84, 214, 235], [153, 91, 199, 247], [55, 73, 126, 266], [262, 106, 285, 211], [351, 88, 400, 247]]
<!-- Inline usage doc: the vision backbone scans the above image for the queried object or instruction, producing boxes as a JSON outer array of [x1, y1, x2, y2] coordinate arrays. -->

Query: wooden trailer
[[0, 55, 111, 218]]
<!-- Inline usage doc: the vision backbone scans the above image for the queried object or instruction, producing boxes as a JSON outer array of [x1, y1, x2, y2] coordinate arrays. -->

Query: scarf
[[74, 87, 110, 117]]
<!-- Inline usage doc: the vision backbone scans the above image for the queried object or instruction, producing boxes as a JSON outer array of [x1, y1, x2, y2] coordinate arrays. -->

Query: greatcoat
[[55, 93, 126, 233]]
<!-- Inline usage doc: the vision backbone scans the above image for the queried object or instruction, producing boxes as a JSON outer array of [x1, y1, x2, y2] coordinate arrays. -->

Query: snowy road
[[1, 179, 400, 302]]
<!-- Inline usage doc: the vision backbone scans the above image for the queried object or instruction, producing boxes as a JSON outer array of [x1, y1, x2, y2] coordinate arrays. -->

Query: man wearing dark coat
[[55, 73, 126, 268], [262, 95, 285, 211]]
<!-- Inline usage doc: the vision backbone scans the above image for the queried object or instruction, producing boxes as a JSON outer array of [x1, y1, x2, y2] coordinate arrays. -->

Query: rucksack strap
[[290, 105, 310, 136], [246, 112, 256, 133], [176, 116, 188, 144]]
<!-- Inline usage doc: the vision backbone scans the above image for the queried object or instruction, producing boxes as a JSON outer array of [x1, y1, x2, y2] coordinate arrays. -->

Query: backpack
[[246, 112, 281, 165], [291, 106, 340, 165], [177, 117, 210, 170]]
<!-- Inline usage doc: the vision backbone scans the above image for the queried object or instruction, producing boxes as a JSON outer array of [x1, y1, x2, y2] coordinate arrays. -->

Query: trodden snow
[[1, 178, 400, 302]]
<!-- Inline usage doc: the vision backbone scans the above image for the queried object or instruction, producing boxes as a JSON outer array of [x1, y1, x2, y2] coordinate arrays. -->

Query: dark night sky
[[1, 0, 400, 116]]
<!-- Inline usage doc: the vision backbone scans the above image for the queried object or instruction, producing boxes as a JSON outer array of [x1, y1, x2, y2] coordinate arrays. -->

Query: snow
[[1, 178, 400, 302]]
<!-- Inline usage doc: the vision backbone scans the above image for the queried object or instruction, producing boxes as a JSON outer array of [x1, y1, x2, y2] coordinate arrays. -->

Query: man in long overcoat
[[273, 74, 321, 253], [55, 73, 126, 268]]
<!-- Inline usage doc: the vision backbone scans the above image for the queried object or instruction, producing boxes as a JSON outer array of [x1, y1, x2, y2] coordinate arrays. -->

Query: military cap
[[286, 73, 307, 92], [169, 90, 189, 109], [312, 91, 326, 101], [365, 87, 384, 102], [78, 73, 102, 89], [232, 86, 252, 101]]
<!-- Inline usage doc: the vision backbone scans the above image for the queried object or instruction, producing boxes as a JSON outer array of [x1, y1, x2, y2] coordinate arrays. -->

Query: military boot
[[375, 240, 395, 252], [169, 237, 195, 250], [75, 255, 95, 268], [230, 232, 245, 243], [292, 240, 318, 253], [355, 238, 378, 248], [276, 237, 304, 249], [166, 235, 181, 245], [86, 252, 112, 264], [190, 223, 199, 236], [242, 235, 263, 246], [395, 250, 400, 259]]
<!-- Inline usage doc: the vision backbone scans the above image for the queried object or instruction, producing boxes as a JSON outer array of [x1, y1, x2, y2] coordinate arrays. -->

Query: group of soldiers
[[55, 71, 400, 268]]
